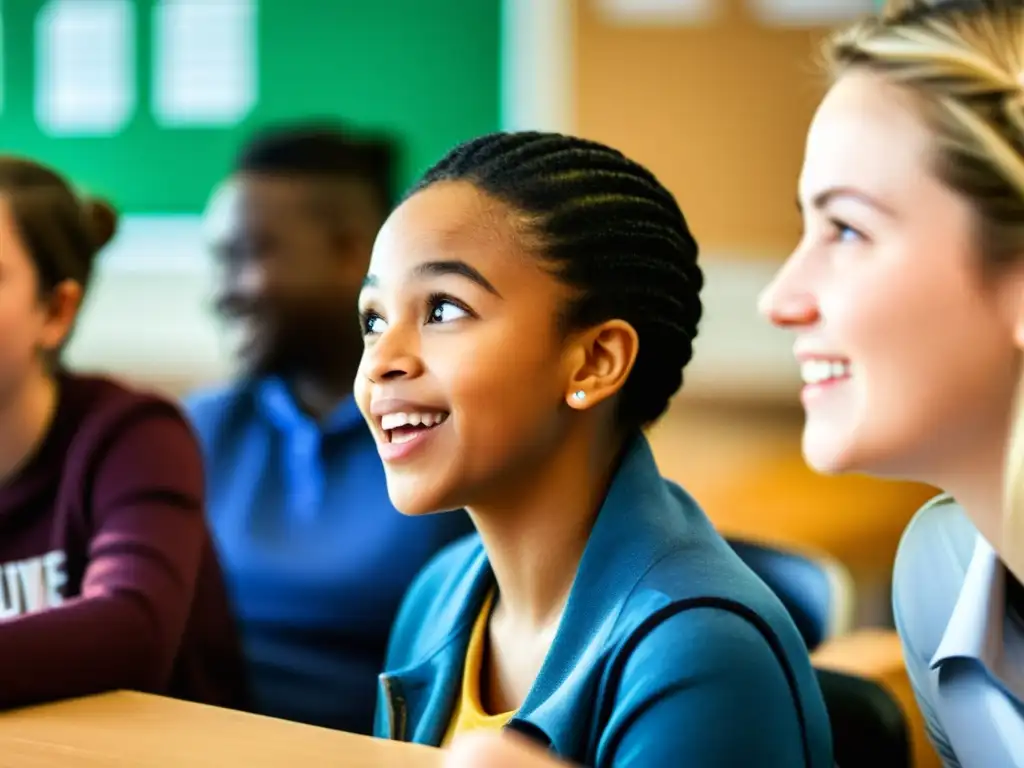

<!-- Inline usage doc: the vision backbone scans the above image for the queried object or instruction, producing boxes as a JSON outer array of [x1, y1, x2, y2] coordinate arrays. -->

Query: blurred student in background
[[187, 124, 472, 734], [761, 0, 1024, 764], [0, 157, 246, 711], [360, 131, 831, 766]]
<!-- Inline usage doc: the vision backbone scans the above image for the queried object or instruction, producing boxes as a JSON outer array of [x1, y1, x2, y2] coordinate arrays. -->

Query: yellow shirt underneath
[[442, 590, 517, 746]]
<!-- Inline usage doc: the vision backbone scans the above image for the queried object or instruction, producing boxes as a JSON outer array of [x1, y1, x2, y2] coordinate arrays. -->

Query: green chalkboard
[[0, 0, 501, 213]]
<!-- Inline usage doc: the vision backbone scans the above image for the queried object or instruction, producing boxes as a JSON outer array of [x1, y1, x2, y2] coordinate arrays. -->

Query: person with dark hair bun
[[357, 132, 832, 766], [0, 156, 247, 711]]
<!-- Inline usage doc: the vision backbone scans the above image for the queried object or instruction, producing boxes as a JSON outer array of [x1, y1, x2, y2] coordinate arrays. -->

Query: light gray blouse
[[893, 496, 1024, 767]]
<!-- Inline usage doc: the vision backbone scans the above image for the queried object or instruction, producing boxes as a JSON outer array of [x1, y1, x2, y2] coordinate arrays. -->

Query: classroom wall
[[576, 0, 830, 257]]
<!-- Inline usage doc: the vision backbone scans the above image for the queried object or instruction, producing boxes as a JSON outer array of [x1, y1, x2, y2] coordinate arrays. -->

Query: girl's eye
[[361, 312, 387, 335], [428, 299, 470, 324]]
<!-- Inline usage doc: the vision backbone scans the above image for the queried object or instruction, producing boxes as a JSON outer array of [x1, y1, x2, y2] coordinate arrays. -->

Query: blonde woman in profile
[[439, 0, 1024, 766], [760, 0, 1024, 765]]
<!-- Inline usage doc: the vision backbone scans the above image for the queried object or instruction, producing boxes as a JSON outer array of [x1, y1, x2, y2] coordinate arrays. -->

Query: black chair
[[728, 538, 854, 651], [729, 539, 909, 765], [816, 668, 912, 767]]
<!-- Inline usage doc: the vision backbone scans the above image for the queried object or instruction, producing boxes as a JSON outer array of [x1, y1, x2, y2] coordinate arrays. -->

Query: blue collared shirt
[[893, 496, 1024, 767], [185, 378, 472, 734]]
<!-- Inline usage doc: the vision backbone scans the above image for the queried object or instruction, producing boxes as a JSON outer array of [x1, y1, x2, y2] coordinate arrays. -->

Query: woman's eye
[[829, 218, 865, 244], [838, 225, 860, 242], [428, 300, 469, 324]]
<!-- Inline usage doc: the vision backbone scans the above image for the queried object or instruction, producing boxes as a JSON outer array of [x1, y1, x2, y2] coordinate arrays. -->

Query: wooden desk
[[0, 692, 442, 767]]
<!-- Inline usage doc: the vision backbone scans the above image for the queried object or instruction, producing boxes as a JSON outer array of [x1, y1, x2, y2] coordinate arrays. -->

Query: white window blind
[[35, 0, 134, 136], [152, 0, 257, 127]]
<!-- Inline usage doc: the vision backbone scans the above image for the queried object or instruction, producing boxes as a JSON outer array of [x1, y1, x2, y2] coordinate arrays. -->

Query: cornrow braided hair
[[408, 131, 703, 429]]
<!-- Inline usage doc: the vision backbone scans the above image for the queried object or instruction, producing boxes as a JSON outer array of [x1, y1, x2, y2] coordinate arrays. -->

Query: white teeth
[[380, 411, 449, 431], [800, 360, 852, 385]]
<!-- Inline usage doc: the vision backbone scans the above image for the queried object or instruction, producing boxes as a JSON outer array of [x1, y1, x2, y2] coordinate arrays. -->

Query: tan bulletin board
[[575, 1, 836, 259]]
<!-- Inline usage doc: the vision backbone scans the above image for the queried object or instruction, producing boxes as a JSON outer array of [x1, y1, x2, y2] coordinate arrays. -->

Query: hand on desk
[[446, 732, 575, 768]]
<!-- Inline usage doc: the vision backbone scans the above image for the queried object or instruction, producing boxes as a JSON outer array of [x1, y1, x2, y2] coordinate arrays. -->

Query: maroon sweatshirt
[[0, 372, 247, 710]]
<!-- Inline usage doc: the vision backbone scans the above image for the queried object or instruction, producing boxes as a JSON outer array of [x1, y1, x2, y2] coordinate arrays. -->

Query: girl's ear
[[562, 319, 639, 410]]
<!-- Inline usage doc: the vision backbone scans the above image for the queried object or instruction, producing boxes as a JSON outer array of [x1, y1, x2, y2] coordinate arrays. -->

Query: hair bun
[[82, 197, 119, 250]]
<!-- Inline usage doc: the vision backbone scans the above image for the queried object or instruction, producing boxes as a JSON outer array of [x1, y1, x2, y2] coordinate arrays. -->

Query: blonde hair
[[824, 0, 1024, 573]]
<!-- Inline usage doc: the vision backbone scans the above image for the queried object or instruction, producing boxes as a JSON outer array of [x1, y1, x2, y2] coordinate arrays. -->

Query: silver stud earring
[[573, 390, 586, 402]]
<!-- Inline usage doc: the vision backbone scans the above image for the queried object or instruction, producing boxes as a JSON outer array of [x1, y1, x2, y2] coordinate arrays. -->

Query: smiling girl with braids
[[354, 132, 832, 766]]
